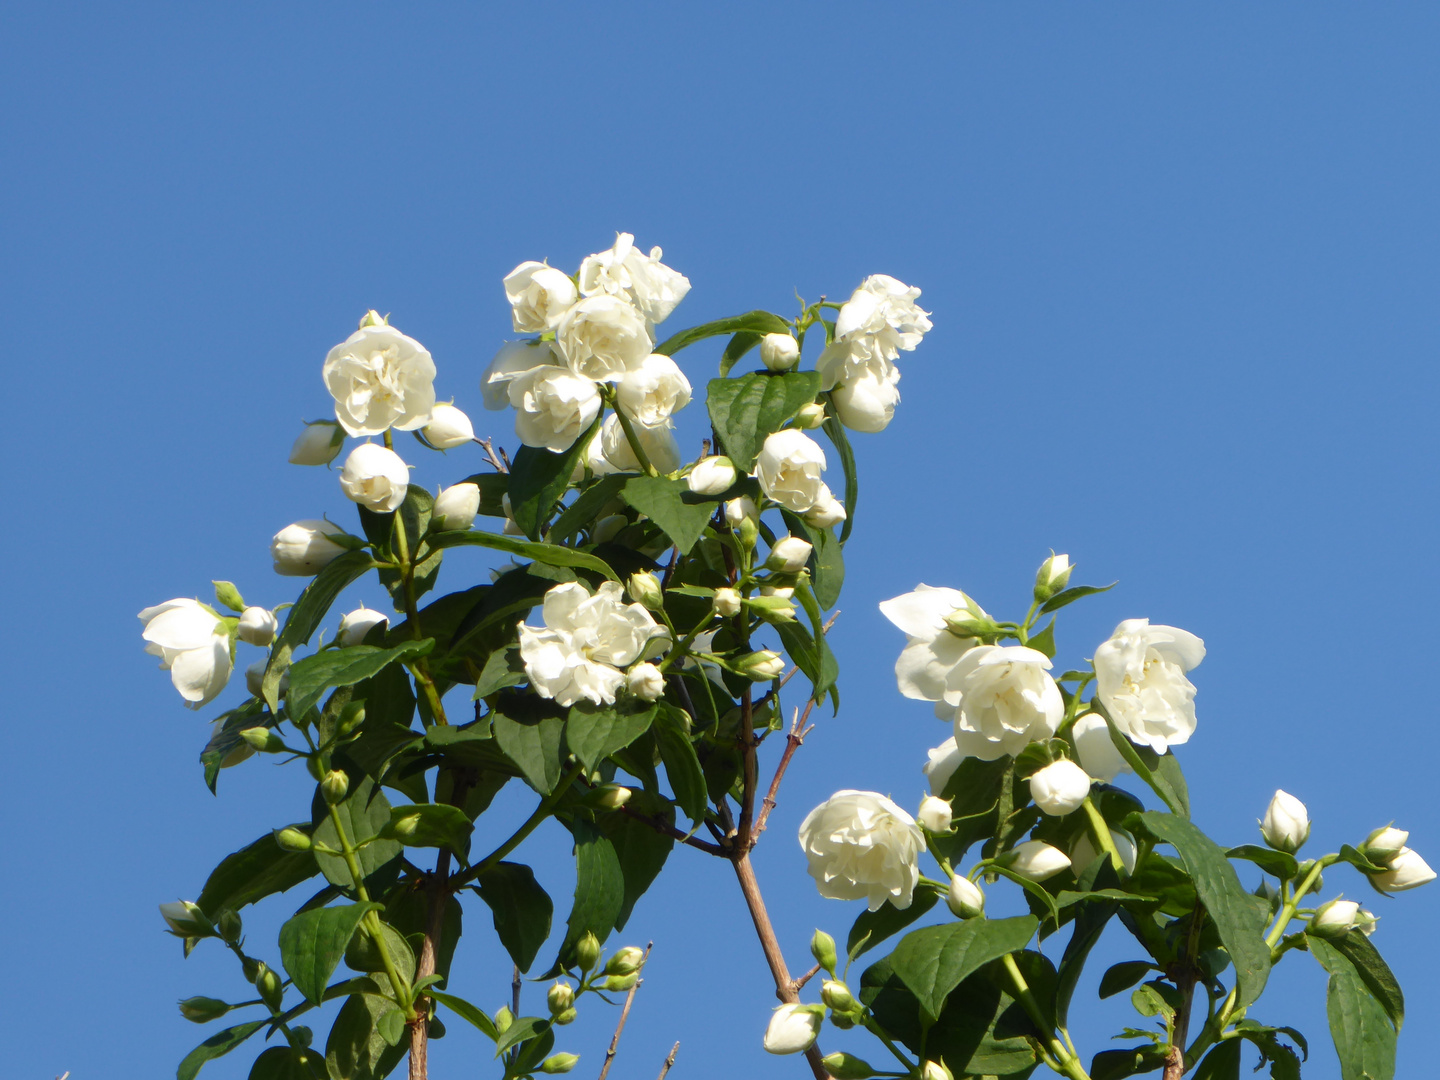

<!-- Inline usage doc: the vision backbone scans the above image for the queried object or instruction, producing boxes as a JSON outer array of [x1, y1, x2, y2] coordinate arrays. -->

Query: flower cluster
[[816, 275, 932, 433]]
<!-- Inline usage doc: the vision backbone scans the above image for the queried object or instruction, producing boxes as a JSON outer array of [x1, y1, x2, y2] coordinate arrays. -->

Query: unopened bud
[[493, 1005, 514, 1033], [713, 587, 742, 617], [766, 536, 813, 573], [336, 701, 367, 739], [433, 482, 481, 531], [603, 971, 639, 992], [1310, 899, 1365, 939], [547, 982, 575, 1015], [288, 420, 346, 466], [946, 874, 985, 919], [821, 1052, 876, 1079], [810, 929, 837, 975], [241, 956, 263, 984], [736, 650, 785, 681], [321, 770, 350, 806], [593, 514, 628, 544], [291, 1026, 313, 1047], [216, 910, 243, 944], [687, 455, 737, 496], [236, 605, 277, 645], [625, 662, 665, 701], [240, 727, 283, 753], [821, 980, 855, 1013], [744, 595, 797, 622], [255, 965, 283, 1011], [552, 1007, 577, 1025], [759, 332, 800, 372], [627, 571, 664, 610], [275, 828, 312, 852], [212, 580, 246, 614], [724, 495, 758, 527], [541, 1053, 580, 1074], [1032, 553, 1073, 603], [1260, 790, 1310, 854], [1362, 826, 1409, 865], [917, 795, 953, 833], [921, 1062, 955, 1080], [423, 403, 476, 451], [795, 402, 826, 429], [606, 946, 645, 976], [575, 932, 602, 972], [178, 996, 232, 1023], [159, 901, 213, 938], [589, 784, 632, 811]]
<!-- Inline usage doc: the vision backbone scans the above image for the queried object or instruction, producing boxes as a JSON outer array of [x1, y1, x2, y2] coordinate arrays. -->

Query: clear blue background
[[2, 5, 1435, 1078]]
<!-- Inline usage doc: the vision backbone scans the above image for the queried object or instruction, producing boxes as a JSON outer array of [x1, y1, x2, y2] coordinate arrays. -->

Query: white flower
[[482, 340, 562, 410], [322, 323, 437, 437], [555, 294, 653, 382], [271, 520, 351, 576], [578, 233, 691, 326], [1373, 847, 1436, 892], [830, 358, 901, 433], [949, 646, 1064, 761], [626, 662, 665, 701], [755, 429, 828, 513], [725, 495, 758, 526], [518, 581, 670, 708], [616, 353, 692, 427], [763, 1003, 823, 1055], [592, 513, 627, 542], [339, 443, 410, 513], [803, 484, 847, 528], [946, 873, 985, 918], [338, 606, 389, 647], [917, 795, 952, 833], [817, 275, 932, 385], [1028, 759, 1091, 816], [880, 585, 989, 705], [687, 456, 737, 496], [1071, 828, 1138, 876], [423, 403, 475, 450], [713, 587, 742, 617], [798, 790, 926, 911], [138, 599, 233, 707], [288, 420, 345, 466], [597, 413, 681, 474], [1072, 712, 1132, 783], [434, 482, 480, 532], [759, 333, 800, 372], [500, 493, 525, 536], [1094, 619, 1206, 753], [236, 607, 277, 646], [1260, 790, 1310, 854], [924, 737, 964, 796], [766, 536, 812, 573], [503, 261, 579, 332], [508, 366, 602, 453], [1006, 840, 1072, 882]]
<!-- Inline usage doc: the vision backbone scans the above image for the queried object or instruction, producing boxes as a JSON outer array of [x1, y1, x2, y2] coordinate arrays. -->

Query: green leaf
[[1309, 933, 1404, 1032], [653, 310, 792, 358], [196, 830, 318, 919], [1326, 969, 1396, 1080], [428, 529, 618, 581], [555, 819, 624, 970], [506, 416, 602, 540], [380, 803, 475, 854], [783, 511, 844, 609], [1192, 1039, 1242, 1080], [706, 370, 823, 470], [1056, 880, 1121, 1026], [429, 990, 498, 1041], [343, 919, 416, 983], [548, 473, 630, 543], [474, 862, 554, 974], [619, 476, 716, 555], [847, 888, 939, 961], [473, 646, 528, 698], [363, 486, 442, 605], [278, 902, 382, 1006], [491, 709, 566, 794], [820, 413, 857, 543], [787, 579, 839, 705], [599, 808, 675, 930], [652, 704, 706, 824], [286, 639, 434, 722], [1098, 961, 1156, 999], [719, 330, 763, 376], [177, 1020, 267, 1080], [492, 1016, 552, 1058], [1027, 619, 1057, 659], [887, 915, 1039, 1021], [1038, 582, 1116, 615], [565, 701, 656, 772], [1127, 811, 1271, 1009], [312, 776, 402, 893], [1090, 1046, 1170, 1080], [324, 992, 407, 1080], [1100, 709, 1189, 817], [264, 551, 376, 711], [247, 1046, 326, 1080], [1228, 844, 1299, 881]]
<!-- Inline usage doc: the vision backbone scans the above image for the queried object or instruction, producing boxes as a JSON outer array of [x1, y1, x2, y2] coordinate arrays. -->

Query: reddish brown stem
[[620, 804, 727, 855], [754, 699, 817, 841], [597, 943, 652, 1080], [407, 848, 451, 1080]]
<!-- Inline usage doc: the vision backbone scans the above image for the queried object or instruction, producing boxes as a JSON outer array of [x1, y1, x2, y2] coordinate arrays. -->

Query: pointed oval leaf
[[887, 914, 1038, 1021], [278, 902, 382, 1006]]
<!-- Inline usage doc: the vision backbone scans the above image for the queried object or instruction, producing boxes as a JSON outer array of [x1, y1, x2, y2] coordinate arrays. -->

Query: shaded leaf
[[278, 902, 382, 1006], [620, 475, 716, 555], [598, 808, 674, 930], [247, 1046, 325, 1080], [719, 330, 763, 376], [554, 819, 623, 970], [429, 990, 498, 1041], [847, 887, 939, 961], [1228, 844, 1299, 881], [491, 708, 566, 794], [706, 370, 823, 470], [565, 700, 656, 772], [1326, 969, 1396, 1080], [263, 551, 376, 711], [286, 639, 434, 722], [652, 704, 706, 824], [196, 830, 318, 919], [782, 511, 844, 610], [1309, 933, 1404, 1033], [324, 992, 407, 1080], [1038, 582, 1116, 614], [380, 803, 475, 854], [654, 310, 792, 358], [1099, 961, 1156, 999], [1100, 709, 1189, 817], [177, 1020, 266, 1080], [820, 413, 857, 543], [475, 862, 554, 974], [888, 915, 1038, 1020], [429, 529, 618, 581], [506, 414, 602, 539], [312, 776, 402, 894]]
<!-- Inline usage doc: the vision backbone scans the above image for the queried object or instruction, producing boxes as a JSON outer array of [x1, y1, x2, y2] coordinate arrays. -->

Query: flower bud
[[820, 979, 855, 1013], [241, 956, 263, 984], [547, 982, 575, 1015], [575, 932, 602, 972], [244, 660, 288, 699], [1004, 840, 1072, 883], [745, 595, 798, 622], [803, 485, 846, 529], [627, 571, 664, 610], [275, 827, 312, 852], [946, 873, 985, 919], [271, 520, 351, 576], [321, 770, 350, 806], [552, 1007, 577, 1025], [763, 1003, 823, 1055], [795, 402, 826, 429], [1028, 759, 1091, 817], [289, 420, 346, 466], [423, 403, 475, 450], [211, 580, 245, 613], [821, 1052, 877, 1079], [687, 455, 737, 496], [589, 783, 633, 811], [359, 309, 388, 329], [433, 483, 480, 532], [810, 929, 838, 975], [593, 514, 628, 543], [339, 443, 411, 513], [1310, 899, 1364, 939], [494, 1005, 514, 1033], [235, 606, 277, 646], [336, 701, 366, 739], [1362, 826, 1409, 865], [178, 996, 233, 1023], [602, 971, 639, 992], [338, 605, 389, 647], [606, 946, 646, 976], [1371, 847, 1437, 892], [713, 587, 742, 617], [766, 536, 813, 573], [921, 1062, 955, 1080], [255, 964, 284, 1011], [217, 909, 243, 944], [1260, 790, 1310, 854], [159, 901, 213, 938], [724, 496, 758, 527], [626, 662, 665, 701], [1071, 828, 1138, 877], [1032, 553, 1073, 603], [240, 726, 283, 753], [736, 650, 785, 681], [759, 332, 801, 372], [541, 1053, 580, 1074], [918, 795, 953, 834]]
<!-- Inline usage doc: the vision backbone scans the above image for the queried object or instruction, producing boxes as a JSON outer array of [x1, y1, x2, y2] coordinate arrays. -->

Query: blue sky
[[2, 5, 1437, 1078]]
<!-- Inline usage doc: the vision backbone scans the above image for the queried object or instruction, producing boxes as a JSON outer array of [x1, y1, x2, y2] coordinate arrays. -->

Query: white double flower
[[798, 790, 925, 911], [322, 318, 437, 438], [1094, 619, 1205, 754], [138, 599, 233, 708], [578, 232, 692, 327], [518, 582, 670, 707], [755, 429, 840, 517], [816, 275, 931, 433]]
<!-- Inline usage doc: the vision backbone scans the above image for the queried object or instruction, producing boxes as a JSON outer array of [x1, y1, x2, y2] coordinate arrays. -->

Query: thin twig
[[476, 437, 510, 473], [596, 943, 653, 1080], [791, 962, 822, 994], [753, 698, 818, 841], [656, 1042, 680, 1080], [621, 805, 727, 856]]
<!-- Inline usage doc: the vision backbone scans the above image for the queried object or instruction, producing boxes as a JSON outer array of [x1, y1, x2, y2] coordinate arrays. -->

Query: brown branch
[[621, 804, 727, 856], [735, 686, 759, 849], [656, 1042, 680, 1080], [476, 437, 510, 473], [753, 699, 817, 842], [597, 943, 652, 1080], [791, 963, 822, 994]]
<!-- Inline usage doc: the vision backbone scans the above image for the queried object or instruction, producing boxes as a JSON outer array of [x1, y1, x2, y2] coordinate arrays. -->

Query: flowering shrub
[[142, 236, 1428, 1080]]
